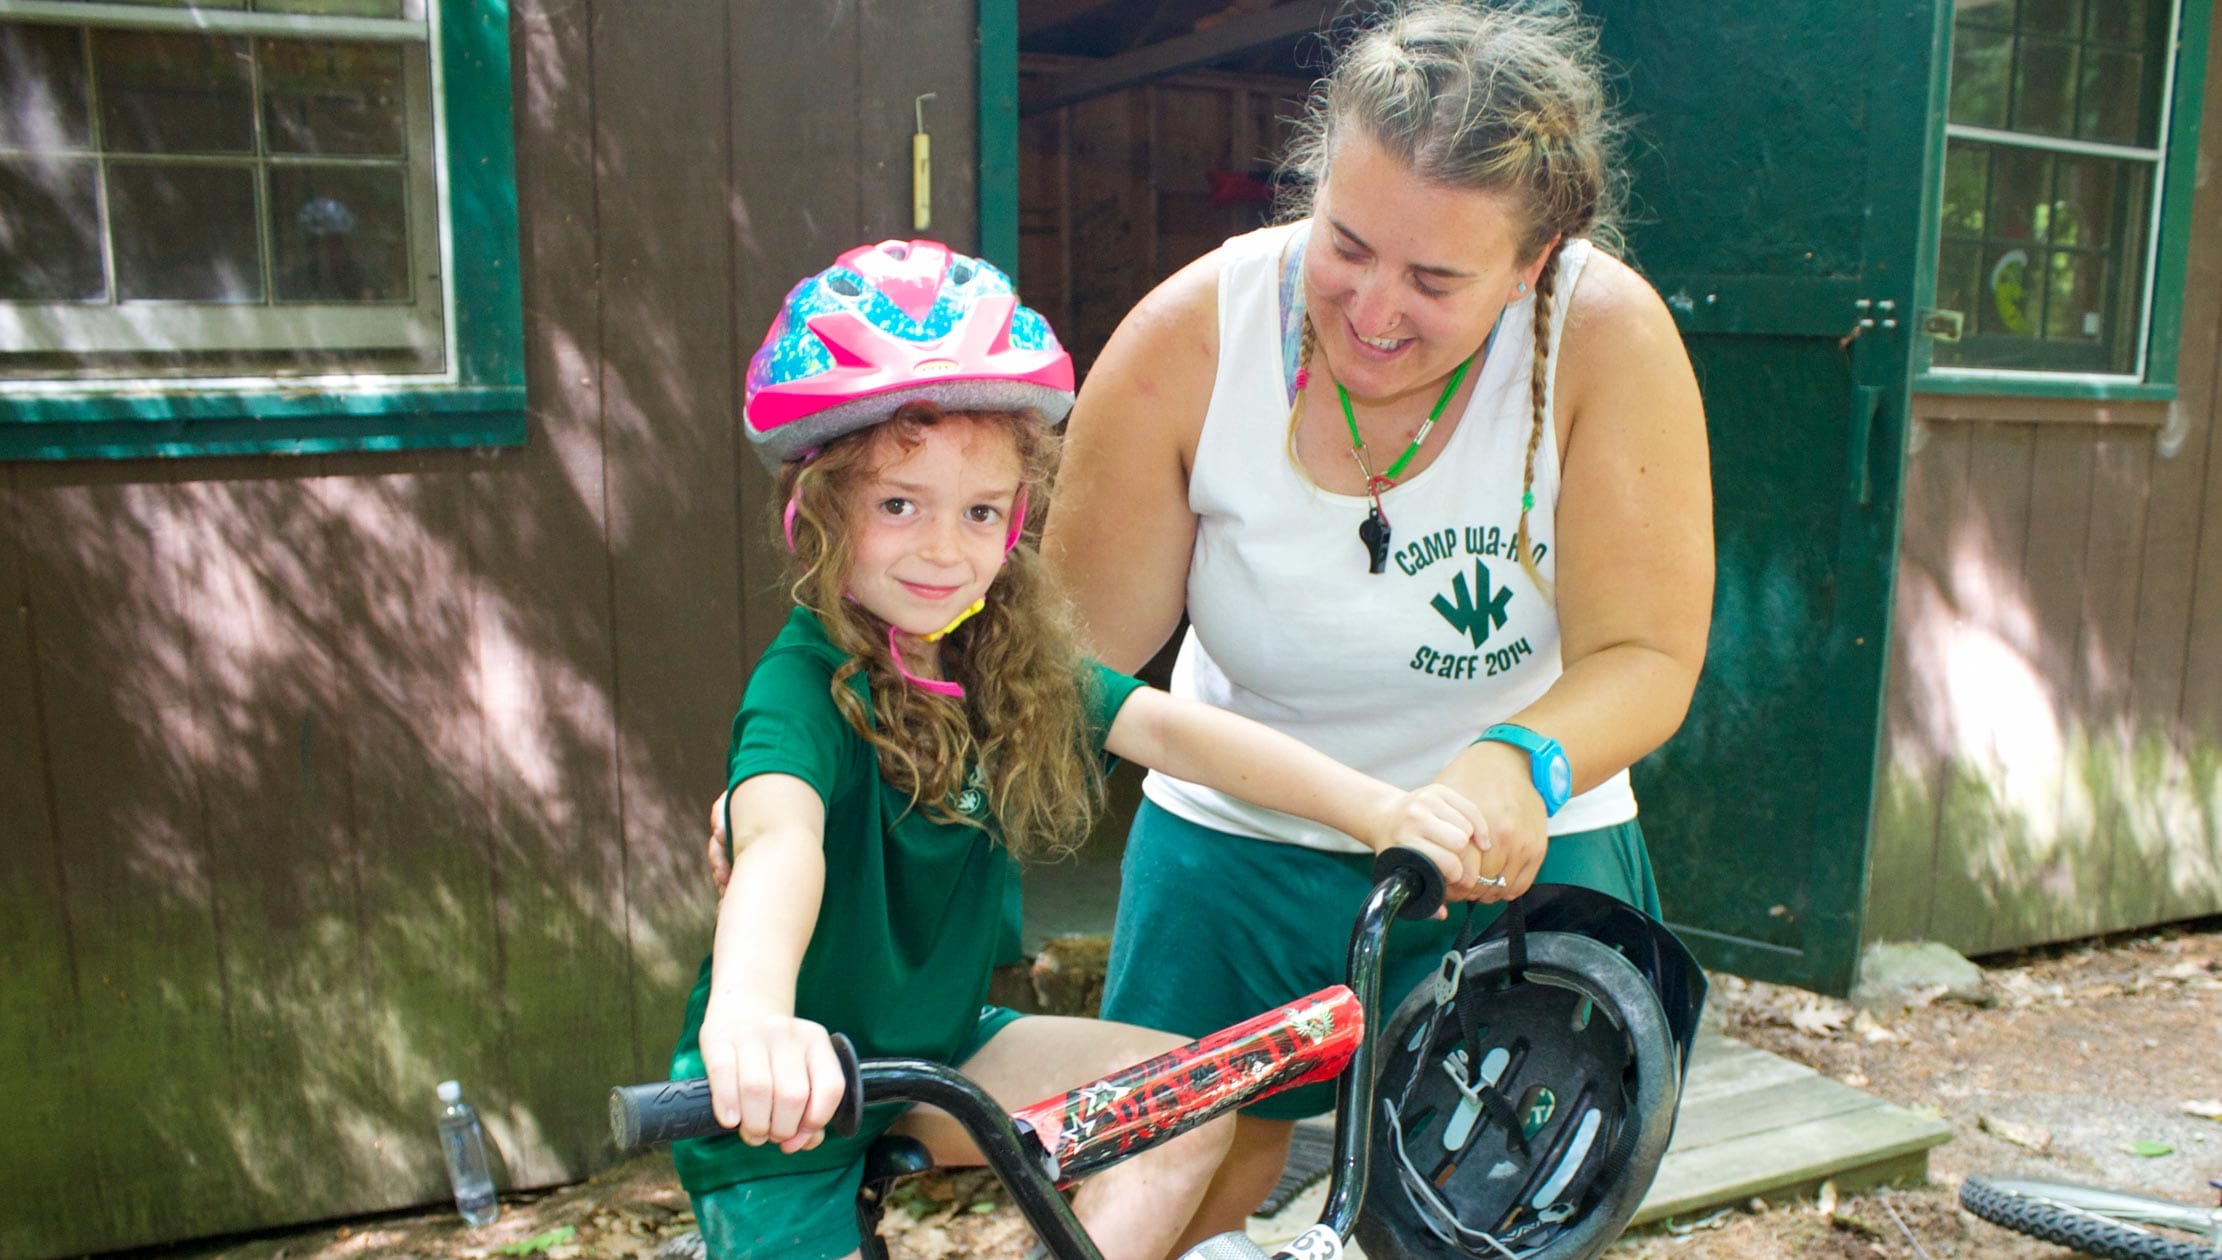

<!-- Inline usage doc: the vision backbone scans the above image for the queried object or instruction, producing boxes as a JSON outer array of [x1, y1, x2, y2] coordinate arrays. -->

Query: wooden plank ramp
[[1247, 1031, 1953, 1250]]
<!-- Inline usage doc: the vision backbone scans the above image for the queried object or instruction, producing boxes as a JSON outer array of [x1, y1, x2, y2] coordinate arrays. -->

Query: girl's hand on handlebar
[[697, 1003, 847, 1153], [707, 790, 734, 895], [1365, 783, 1487, 912]]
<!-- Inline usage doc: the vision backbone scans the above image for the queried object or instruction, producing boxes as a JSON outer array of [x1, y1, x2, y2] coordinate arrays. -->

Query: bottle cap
[[437, 1080, 462, 1103]]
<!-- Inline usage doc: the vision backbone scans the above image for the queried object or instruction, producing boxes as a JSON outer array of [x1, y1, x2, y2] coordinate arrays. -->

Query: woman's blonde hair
[[1280, 1, 1626, 593], [776, 403, 1104, 860]]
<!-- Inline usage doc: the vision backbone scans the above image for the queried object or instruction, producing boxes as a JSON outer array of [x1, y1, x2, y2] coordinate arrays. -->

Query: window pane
[[95, 30, 255, 154], [1941, 142, 1988, 235], [1978, 244, 2041, 338], [260, 40, 406, 156], [1936, 239, 1983, 326], [2041, 250, 2105, 340], [1990, 147, 2052, 241], [2020, 0, 2081, 36], [2012, 36, 2079, 136], [0, 157, 104, 300], [1957, 0, 2016, 30], [271, 165, 410, 301], [1949, 23, 2014, 127], [2077, 49, 2149, 144], [2050, 155, 2120, 250], [256, 0, 407, 15], [2089, 0, 2150, 45], [107, 162, 262, 300], [0, 23, 92, 151]]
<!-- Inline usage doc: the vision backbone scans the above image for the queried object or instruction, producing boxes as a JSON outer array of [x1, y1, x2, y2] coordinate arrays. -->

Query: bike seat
[[862, 1134, 935, 1186]]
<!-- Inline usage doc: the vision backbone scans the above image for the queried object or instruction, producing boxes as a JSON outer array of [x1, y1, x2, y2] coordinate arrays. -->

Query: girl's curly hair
[[776, 404, 1105, 860]]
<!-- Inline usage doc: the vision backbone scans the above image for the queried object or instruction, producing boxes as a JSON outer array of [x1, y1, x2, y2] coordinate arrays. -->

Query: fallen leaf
[[1978, 1114, 2052, 1152], [2122, 1139, 2175, 1158], [2182, 1099, 2222, 1121], [1789, 997, 1854, 1037]]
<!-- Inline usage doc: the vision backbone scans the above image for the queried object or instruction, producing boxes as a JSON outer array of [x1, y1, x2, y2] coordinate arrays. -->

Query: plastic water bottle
[[436, 1080, 501, 1226]]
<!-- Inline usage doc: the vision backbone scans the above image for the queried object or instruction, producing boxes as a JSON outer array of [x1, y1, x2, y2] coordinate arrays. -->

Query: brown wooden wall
[[1867, 13, 2222, 954], [1018, 56, 1306, 376], [0, 3, 981, 1256]]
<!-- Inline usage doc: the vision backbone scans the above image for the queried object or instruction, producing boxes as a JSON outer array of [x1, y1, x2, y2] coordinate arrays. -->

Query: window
[[0, 0, 523, 459], [1921, 0, 2207, 394]]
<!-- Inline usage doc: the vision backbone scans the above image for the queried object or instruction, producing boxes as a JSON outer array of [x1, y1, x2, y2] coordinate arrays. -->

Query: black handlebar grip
[[830, 1032, 863, 1138], [609, 1077, 720, 1150], [609, 1033, 869, 1151], [1372, 845, 1447, 921]]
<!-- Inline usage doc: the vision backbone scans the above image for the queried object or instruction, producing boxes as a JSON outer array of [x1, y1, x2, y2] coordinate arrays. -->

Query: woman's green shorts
[[1100, 798, 1659, 1120]]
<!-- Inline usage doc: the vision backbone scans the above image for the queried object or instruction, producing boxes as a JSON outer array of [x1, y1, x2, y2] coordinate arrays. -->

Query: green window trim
[[1917, 0, 2212, 399], [0, 0, 525, 462]]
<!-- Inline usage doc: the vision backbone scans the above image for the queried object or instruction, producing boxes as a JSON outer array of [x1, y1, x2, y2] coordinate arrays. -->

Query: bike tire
[[1959, 1176, 2222, 1260]]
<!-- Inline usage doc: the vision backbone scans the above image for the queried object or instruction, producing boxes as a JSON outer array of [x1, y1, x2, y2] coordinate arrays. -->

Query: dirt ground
[[158, 921, 2221, 1260]]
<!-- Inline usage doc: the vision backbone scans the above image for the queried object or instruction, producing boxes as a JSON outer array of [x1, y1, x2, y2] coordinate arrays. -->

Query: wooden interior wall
[[0, 2, 979, 1256], [1018, 55, 1305, 374], [1869, 13, 2222, 954]]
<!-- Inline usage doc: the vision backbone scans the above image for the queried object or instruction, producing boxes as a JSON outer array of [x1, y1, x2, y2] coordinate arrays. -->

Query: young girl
[[674, 239, 1485, 1260]]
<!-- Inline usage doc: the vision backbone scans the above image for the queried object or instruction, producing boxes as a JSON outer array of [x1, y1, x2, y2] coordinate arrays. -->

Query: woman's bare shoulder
[[1557, 249, 1690, 392]]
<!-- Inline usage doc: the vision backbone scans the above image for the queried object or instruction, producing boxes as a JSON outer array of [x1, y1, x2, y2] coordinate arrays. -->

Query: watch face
[[1547, 753, 1573, 803]]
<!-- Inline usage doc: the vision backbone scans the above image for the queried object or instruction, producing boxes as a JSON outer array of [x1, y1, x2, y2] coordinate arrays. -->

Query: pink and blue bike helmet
[[743, 239, 1075, 468]]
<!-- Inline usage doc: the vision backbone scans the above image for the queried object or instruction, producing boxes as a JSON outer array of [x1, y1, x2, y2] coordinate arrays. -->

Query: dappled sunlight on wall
[[1875, 418, 2222, 952]]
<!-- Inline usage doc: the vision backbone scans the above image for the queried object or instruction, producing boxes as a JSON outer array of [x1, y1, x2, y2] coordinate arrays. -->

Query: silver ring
[[1476, 873, 1509, 888]]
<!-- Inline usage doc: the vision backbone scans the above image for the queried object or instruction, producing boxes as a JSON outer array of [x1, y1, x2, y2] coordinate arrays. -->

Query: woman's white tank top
[[1141, 222, 1639, 853]]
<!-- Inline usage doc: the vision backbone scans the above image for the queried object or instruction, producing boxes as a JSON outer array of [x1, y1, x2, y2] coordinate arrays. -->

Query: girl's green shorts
[[1101, 798, 1659, 1121]]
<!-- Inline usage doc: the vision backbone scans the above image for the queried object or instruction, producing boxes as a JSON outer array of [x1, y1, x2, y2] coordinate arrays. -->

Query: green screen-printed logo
[[1518, 1085, 1558, 1142], [1432, 559, 1513, 649]]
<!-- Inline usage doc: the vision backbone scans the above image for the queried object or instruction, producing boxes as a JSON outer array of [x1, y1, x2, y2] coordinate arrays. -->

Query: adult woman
[[1041, 3, 1711, 1247]]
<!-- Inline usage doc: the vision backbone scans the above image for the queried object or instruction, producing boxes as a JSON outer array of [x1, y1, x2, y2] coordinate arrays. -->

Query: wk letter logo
[[1431, 560, 1512, 649]]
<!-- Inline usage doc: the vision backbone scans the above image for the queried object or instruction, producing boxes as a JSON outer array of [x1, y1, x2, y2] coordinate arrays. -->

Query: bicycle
[[613, 850, 1701, 1260], [1959, 1174, 2222, 1259]]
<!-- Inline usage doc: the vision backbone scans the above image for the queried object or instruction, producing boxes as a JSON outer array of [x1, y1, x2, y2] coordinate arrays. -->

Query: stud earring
[[1517, 281, 1529, 295]]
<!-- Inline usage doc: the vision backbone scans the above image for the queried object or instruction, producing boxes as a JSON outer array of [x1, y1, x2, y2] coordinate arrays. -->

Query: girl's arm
[[697, 773, 848, 1153], [1106, 686, 1484, 894], [1434, 253, 1713, 898], [1042, 251, 1223, 672]]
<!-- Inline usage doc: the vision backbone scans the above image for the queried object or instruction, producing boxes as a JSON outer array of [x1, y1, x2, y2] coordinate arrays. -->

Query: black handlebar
[[609, 1033, 867, 1149], [609, 845, 1451, 1259]]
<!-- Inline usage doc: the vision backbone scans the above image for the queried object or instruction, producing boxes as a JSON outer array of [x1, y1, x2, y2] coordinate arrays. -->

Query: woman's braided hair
[[1280, 1, 1626, 594]]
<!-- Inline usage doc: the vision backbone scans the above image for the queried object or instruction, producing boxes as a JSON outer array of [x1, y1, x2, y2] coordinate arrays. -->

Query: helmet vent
[[827, 273, 864, 297], [882, 242, 910, 259], [950, 260, 976, 284]]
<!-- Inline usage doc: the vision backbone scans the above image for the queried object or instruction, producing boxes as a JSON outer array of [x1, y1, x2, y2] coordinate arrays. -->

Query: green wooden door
[[1600, 2, 1945, 993]]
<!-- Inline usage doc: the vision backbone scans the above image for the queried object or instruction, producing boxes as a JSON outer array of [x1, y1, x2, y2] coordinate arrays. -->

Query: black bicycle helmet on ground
[[1355, 884, 1706, 1260]]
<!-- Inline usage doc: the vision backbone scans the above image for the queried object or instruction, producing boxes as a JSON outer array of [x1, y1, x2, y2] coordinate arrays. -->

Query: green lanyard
[[1337, 352, 1475, 489]]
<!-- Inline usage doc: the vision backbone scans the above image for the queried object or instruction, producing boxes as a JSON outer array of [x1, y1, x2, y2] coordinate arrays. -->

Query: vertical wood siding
[[1872, 12, 2222, 952], [0, 2, 980, 1255]]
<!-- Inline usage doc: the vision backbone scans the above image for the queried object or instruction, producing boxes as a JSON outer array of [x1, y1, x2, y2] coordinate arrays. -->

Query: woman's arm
[[1106, 686, 1483, 894], [1435, 253, 1714, 894], [1042, 251, 1224, 672], [697, 773, 848, 1152]]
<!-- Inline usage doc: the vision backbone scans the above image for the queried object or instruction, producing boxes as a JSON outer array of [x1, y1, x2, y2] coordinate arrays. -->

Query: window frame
[[1915, 0, 2212, 401], [0, 0, 523, 460]]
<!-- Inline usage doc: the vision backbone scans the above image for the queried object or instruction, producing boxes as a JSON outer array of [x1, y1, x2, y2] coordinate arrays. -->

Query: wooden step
[[1633, 1031, 1955, 1224]]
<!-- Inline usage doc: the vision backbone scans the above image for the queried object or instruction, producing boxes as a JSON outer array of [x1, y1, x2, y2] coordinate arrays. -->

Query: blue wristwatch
[[1475, 723, 1572, 816]]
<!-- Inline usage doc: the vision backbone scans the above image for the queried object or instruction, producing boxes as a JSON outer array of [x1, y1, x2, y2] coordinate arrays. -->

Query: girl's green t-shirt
[[670, 606, 1142, 1193]]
